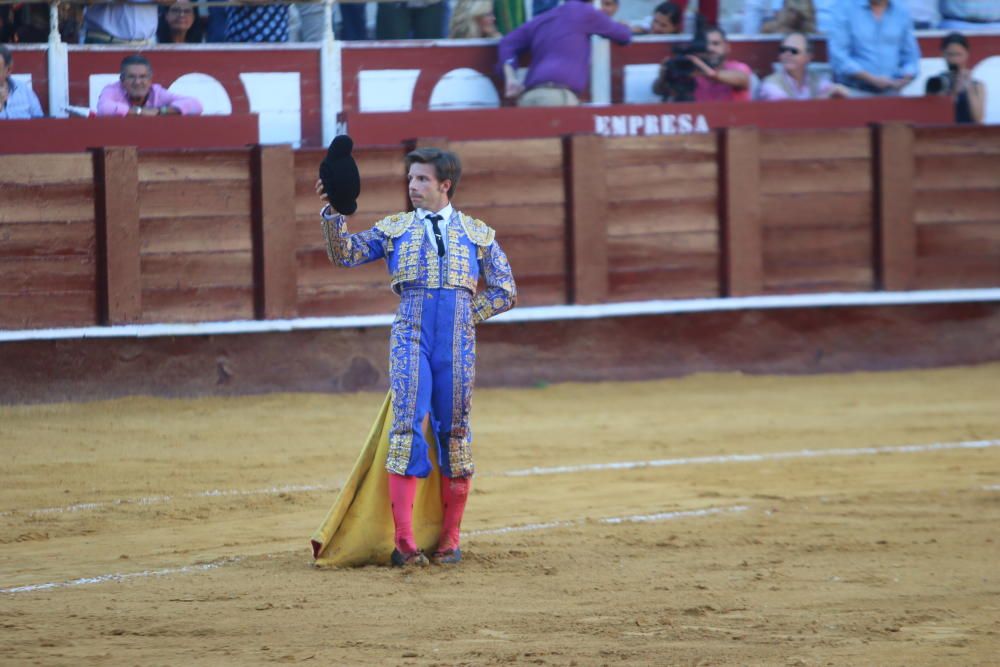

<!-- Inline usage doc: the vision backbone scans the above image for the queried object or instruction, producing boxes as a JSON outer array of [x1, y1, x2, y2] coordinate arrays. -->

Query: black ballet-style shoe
[[431, 548, 462, 565], [390, 548, 429, 568]]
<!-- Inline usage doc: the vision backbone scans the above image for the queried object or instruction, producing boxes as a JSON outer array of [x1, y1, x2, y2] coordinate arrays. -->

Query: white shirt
[[83, 0, 158, 41], [416, 203, 453, 253], [321, 203, 455, 253]]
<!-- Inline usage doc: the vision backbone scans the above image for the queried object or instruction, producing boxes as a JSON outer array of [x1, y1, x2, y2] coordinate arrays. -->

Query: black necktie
[[427, 214, 445, 257]]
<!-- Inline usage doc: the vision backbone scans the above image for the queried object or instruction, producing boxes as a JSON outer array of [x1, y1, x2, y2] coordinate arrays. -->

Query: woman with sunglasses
[[758, 32, 848, 100]]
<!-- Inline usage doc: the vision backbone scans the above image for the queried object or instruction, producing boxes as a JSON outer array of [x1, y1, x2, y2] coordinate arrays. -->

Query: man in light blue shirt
[[940, 0, 1000, 29], [828, 0, 921, 95], [0, 46, 44, 120], [905, 0, 941, 29]]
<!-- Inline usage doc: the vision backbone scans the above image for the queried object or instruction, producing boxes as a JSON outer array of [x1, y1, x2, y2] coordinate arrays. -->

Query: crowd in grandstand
[[2, 0, 998, 45], [0, 1, 993, 123]]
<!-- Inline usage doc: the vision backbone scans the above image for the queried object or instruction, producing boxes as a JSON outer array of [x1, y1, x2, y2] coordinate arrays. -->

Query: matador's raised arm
[[320, 207, 387, 268]]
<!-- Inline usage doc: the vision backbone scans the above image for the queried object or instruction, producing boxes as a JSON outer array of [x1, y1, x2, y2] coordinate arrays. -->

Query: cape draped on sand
[[310, 391, 444, 567]]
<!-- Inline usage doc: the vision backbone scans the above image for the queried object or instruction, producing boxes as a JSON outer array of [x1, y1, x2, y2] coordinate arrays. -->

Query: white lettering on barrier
[[593, 113, 711, 137]]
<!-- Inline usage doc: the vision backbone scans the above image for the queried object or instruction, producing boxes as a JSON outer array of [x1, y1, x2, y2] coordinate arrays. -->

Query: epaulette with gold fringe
[[458, 213, 496, 247], [374, 212, 414, 238]]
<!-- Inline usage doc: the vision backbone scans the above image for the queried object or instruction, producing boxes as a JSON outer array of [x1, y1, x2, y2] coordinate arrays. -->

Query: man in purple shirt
[[97, 54, 202, 117], [497, 0, 632, 107]]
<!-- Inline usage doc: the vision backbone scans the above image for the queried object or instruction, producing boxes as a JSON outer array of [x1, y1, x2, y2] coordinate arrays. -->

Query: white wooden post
[[47, 1, 69, 118], [320, 0, 343, 145], [590, 0, 611, 105]]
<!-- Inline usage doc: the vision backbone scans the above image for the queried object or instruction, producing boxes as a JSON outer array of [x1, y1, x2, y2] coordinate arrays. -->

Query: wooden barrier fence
[[2, 124, 999, 330]]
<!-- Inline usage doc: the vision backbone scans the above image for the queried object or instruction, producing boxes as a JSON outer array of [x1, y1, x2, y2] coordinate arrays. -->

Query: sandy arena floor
[[2, 364, 999, 666]]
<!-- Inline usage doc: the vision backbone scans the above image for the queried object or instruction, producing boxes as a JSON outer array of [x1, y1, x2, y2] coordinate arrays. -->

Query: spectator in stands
[[760, 0, 816, 34], [157, 0, 204, 44], [828, 0, 920, 96], [745, 0, 838, 34], [376, 0, 446, 39], [495, 0, 526, 34], [2, 3, 47, 42], [294, 2, 365, 41], [83, 0, 158, 45], [758, 32, 849, 99], [940, 0, 1000, 29], [650, 1, 684, 34], [497, 0, 632, 107], [0, 44, 43, 119], [97, 54, 202, 117], [225, 2, 288, 42], [743, 0, 784, 33], [925, 32, 986, 124], [604, 0, 657, 32], [59, 3, 85, 43], [449, 0, 500, 38], [337, 3, 369, 40], [295, 3, 326, 41], [626, 1, 686, 36], [811, 0, 840, 33], [905, 0, 940, 29], [654, 25, 751, 102], [3, 2, 83, 43], [0, 5, 12, 42]]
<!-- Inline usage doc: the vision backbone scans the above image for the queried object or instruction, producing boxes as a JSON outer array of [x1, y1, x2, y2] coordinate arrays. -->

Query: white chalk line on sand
[[0, 557, 243, 595], [0, 506, 747, 595], [4, 439, 998, 518], [468, 505, 748, 536], [0, 483, 333, 518], [501, 439, 1000, 477]]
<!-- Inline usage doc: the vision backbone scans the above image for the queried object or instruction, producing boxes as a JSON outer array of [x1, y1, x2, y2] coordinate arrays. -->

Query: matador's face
[[407, 162, 450, 212]]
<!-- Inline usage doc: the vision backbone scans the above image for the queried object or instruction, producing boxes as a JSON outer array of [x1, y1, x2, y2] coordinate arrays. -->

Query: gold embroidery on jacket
[[375, 212, 412, 238], [459, 213, 496, 247], [392, 233, 424, 290], [446, 223, 477, 292], [424, 243, 441, 288]]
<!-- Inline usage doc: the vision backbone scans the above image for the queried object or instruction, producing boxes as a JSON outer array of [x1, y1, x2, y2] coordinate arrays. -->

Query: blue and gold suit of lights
[[322, 209, 517, 479]]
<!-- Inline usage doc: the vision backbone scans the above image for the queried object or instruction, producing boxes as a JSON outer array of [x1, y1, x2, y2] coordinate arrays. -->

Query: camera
[[926, 65, 958, 96], [925, 75, 946, 95], [657, 16, 708, 103]]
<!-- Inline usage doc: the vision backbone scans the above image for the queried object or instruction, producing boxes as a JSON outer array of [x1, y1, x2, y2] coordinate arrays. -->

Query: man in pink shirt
[[689, 26, 751, 102], [97, 54, 202, 117]]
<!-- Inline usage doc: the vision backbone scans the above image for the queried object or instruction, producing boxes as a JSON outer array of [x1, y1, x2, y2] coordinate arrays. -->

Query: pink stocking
[[439, 476, 471, 552], [388, 473, 418, 553]]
